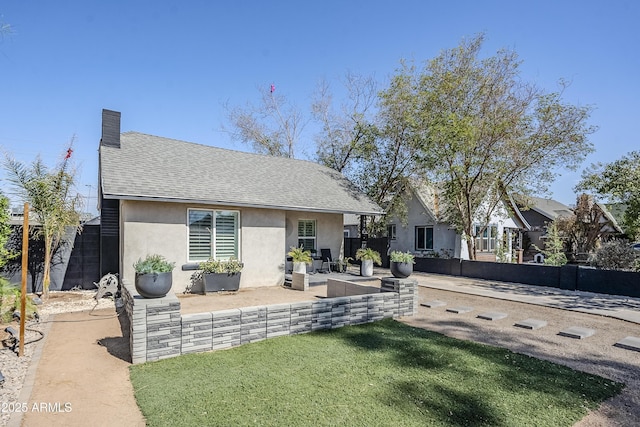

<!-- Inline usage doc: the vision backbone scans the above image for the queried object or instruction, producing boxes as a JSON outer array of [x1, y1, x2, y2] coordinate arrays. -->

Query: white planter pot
[[360, 259, 374, 277], [293, 262, 307, 274]]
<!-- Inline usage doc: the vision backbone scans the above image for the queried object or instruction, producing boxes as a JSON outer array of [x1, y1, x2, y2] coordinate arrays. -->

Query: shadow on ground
[[97, 311, 131, 363]]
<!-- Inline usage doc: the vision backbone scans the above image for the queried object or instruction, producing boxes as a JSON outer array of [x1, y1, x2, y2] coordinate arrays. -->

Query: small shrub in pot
[[133, 254, 175, 298], [389, 251, 415, 278]]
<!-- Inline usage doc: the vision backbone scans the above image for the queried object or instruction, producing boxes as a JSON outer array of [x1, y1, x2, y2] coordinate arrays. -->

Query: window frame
[[387, 224, 397, 240], [297, 219, 317, 252], [474, 224, 498, 252], [187, 208, 240, 262], [415, 226, 434, 251]]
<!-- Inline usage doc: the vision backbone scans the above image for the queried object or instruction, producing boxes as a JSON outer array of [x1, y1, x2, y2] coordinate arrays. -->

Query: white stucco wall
[[459, 199, 520, 261], [119, 200, 344, 293]]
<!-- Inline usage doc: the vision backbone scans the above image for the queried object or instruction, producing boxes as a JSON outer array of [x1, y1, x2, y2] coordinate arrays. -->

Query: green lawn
[[130, 319, 623, 426]]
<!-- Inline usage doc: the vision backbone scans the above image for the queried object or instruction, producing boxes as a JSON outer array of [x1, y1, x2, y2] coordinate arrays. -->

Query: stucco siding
[[121, 201, 288, 293], [240, 208, 286, 287], [119, 201, 344, 293], [285, 212, 344, 260], [121, 201, 188, 288], [387, 192, 457, 257]]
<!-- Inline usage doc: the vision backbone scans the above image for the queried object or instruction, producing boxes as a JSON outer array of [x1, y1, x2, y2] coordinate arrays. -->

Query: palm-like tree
[[4, 146, 82, 296]]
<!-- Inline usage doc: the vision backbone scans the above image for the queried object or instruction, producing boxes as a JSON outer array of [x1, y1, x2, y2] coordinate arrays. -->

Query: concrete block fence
[[122, 277, 418, 364]]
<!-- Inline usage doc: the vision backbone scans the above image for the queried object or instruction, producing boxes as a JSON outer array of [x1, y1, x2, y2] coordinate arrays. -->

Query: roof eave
[[101, 193, 384, 216]]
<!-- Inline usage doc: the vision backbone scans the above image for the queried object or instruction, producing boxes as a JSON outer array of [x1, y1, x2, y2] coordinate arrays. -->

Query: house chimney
[[101, 109, 121, 148]]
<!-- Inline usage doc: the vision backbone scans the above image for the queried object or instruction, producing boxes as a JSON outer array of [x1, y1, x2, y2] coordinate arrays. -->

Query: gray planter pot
[[135, 272, 172, 298], [204, 272, 241, 292], [390, 261, 413, 278], [360, 259, 374, 277]]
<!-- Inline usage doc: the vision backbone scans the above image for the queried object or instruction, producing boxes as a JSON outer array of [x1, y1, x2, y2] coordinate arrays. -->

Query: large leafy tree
[[3, 146, 82, 296], [387, 34, 595, 259], [576, 151, 640, 240], [224, 85, 305, 158], [314, 71, 422, 235]]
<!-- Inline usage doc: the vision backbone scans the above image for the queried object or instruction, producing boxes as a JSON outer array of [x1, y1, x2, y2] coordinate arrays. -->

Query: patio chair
[[319, 249, 338, 273]]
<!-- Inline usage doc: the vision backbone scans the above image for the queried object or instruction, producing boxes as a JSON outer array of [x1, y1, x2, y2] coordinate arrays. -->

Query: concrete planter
[[134, 272, 172, 298], [292, 262, 307, 274], [390, 262, 413, 278], [360, 259, 374, 277], [203, 272, 241, 292]]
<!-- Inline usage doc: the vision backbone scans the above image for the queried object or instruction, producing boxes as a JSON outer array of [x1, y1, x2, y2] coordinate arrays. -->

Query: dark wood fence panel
[[414, 258, 640, 298]]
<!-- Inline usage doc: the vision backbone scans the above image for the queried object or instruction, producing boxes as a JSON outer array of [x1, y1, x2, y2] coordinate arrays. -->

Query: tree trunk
[[464, 229, 476, 261], [43, 236, 51, 298], [467, 236, 476, 260]]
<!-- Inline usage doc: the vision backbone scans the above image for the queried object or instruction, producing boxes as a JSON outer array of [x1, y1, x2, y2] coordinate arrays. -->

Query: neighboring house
[[343, 214, 360, 238], [604, 203, 627, 233], [518, 196, 622, 258], [98, 110, 383, 293], [387, 183, 530, 262], [517, 196, 573, 257], [595, 202, 624, 236]]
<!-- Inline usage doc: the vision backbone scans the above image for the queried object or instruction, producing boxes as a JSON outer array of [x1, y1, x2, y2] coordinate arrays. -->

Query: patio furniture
[[319, 249, 338, 273]]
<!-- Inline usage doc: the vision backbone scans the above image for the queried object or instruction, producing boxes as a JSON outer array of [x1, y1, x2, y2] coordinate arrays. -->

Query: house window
[[188, 209, 239, 261], [387, 224, 397, 240], [297, 220, 316, 252], [415, 226, 433, 251], [474, 224, 497, 252]]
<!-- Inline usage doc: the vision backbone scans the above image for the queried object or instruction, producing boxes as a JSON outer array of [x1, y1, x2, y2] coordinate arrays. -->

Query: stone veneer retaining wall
[[122, 277, 418, 364]]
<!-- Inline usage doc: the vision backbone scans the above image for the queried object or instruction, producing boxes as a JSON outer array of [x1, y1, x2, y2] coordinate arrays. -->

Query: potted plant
[[199, 257, 243, 292], [336, 256, 353, 273], [355, 247, 382, 277], [287, 246, 312, 274], [133, 254, 175, 298], [389, 250, 415, 278]]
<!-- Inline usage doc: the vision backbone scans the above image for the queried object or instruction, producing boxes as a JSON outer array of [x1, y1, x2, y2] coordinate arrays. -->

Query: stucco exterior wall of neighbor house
[[459, 199, 522, 262], [118, 200, 345, 293], [387, 191, 458, 257]]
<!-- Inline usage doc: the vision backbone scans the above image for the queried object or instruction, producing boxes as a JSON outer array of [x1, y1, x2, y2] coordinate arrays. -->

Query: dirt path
[[16, 309, 145, 427]]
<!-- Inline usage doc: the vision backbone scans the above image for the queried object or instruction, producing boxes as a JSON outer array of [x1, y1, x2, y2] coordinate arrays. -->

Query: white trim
[[187, 208, 241, 262]]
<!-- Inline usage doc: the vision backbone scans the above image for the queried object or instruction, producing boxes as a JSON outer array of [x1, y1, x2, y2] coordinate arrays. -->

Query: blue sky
[[1, 1, 638, 214]]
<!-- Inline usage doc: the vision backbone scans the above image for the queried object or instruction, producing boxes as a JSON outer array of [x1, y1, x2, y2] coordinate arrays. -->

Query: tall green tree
[[3, 145, 82, 296], [576, 151, 640, 240], [386, 34, 595, 259], [536, 220, 568, 266]]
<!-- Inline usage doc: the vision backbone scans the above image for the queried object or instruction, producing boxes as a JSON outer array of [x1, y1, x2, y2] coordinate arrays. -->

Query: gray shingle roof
[[100, 132, 383, 215], [522, 196, 573, 220]]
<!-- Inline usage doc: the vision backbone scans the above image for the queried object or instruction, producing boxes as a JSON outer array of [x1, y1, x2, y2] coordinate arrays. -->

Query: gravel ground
[[0, 291, 114, 427], [404, 286, 640, 426]]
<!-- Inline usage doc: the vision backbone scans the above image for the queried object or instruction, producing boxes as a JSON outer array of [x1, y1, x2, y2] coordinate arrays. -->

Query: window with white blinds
[[188, 209, 239, 261], [215, 211, 239, 260], [297, 220, 316, 252]]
